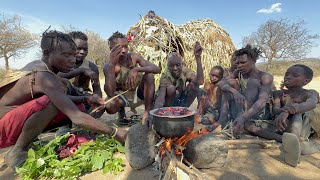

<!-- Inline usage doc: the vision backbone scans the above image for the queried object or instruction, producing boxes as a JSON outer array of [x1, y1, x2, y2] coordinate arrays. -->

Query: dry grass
[[127, 12, 235, 86], [273, 76, 320, 92]]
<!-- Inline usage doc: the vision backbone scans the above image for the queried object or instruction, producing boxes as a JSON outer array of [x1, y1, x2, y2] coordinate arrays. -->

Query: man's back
[[0, 61, 65, 108]]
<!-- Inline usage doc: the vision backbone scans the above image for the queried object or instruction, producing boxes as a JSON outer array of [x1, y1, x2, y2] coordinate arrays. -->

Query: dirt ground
[[1, 77, 320, 180], [1, 104, 320, 180]]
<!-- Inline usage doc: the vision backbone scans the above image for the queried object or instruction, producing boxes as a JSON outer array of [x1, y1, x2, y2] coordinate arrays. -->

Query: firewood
[[226, 139, 276, 148]]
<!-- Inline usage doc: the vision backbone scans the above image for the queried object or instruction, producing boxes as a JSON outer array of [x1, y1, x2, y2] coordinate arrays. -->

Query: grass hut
[[127, 11, 235, 85]]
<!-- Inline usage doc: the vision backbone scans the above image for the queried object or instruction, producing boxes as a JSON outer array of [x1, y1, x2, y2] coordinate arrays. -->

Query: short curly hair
[[68, 31, 88, 41], [292, 64, 314, 80], [108, 31, 126, 45], [235, 44, 262, 62]]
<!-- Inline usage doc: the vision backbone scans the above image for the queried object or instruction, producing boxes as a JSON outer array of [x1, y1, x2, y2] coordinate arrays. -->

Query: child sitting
[[245, 64, 320, 167]]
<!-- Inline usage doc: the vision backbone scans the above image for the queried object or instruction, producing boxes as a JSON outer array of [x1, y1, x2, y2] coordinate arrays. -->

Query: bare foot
[[281, 133, 301, 167], [4, 149, 28, 168]]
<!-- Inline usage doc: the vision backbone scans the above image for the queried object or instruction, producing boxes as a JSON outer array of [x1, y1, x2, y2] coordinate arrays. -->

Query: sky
[[1, 0, 320, 69]]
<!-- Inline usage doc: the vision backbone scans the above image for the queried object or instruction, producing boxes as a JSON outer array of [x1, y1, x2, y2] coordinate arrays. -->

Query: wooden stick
[[183, 158, 209, 180], [226, 139, 276, 148], [90, 90, 130, 114]]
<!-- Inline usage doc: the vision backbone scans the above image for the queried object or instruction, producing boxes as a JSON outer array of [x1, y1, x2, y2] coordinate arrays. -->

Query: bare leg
[[5, 102, 58, 168], [218, 92, 231, 127], [138, 74, 155, 125], [165, 85, 176, 107], [185, 82, 199, 107], [105, 96, 125, 115], [244, 120, 282, 142], [286, 113, 303, 138]]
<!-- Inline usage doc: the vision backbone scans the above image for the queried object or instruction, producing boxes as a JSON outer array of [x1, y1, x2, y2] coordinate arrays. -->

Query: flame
[[159, 128, 209, 156]]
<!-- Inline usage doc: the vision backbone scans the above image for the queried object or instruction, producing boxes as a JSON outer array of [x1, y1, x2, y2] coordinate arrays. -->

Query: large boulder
[[125, 124, 159, 170], [184, 134, 228, 169]]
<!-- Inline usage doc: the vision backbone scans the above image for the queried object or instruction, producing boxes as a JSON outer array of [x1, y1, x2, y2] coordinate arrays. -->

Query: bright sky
[[1, 0, 320, 69]]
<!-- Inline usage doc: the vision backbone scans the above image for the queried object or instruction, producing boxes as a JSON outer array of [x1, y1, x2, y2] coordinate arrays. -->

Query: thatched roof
[[127, 11, 235, 83]]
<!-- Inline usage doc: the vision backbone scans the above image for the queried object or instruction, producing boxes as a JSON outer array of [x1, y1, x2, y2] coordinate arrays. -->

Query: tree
[[0, 14, 37, 70], [85, 30, 109, 68], [243, 18, 319, 70]]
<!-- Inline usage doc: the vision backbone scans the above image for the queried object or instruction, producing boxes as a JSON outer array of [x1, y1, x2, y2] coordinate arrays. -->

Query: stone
[[125, 123, 159, 170], [184, 133, 228, 169]]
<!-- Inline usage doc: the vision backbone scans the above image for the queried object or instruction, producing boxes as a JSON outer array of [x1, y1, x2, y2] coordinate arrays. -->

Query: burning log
[[162, 146, 209, 180]]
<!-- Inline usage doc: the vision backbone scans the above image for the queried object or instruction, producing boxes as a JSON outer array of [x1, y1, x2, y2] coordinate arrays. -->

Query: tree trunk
[[4, 54, 9, 71], [266, 58, 273, 71]]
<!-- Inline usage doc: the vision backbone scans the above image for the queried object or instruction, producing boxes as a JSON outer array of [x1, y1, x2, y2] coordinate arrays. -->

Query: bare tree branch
[[0, 14, 37, 70], [242, 18, 319, 70]]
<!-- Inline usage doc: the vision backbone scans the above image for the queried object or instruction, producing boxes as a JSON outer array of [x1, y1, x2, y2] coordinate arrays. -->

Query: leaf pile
[[16, 133, 125, 180]]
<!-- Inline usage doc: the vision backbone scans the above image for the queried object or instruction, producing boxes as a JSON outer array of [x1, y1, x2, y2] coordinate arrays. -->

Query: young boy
[[197, 66, 228, 129], [245, 64, 320, 167]]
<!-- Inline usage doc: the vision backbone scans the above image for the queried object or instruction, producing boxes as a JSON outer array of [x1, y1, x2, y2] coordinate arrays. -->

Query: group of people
[[0, 30, 319, 169], [196, 45, 320, 167]]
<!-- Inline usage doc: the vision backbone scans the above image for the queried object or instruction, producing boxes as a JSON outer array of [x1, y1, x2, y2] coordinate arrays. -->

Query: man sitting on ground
[[245, 64, 320, 167], [0, 30, 126, 168], [154, 42, 204, 109], [103, 31, 161, 125], [218, 45, 274, 134], [58, 31, 103, 118]]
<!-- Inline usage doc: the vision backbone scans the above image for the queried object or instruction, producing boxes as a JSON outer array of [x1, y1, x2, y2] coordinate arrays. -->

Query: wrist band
[[111, 128, 118, 138]]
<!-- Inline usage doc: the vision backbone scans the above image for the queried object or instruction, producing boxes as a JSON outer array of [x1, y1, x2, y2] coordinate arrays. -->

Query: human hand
[[126, 68, 138, 90], [110, 44, 122, 65], [113, 129, 127, 144], [87, 94, 104, 107], [194, 42, 203, 57], [275, 112, 289, 131], [83, 69, 98, 84], [281, 104, 298, 114], [232, 115, 247, 134], [233, 91, 246, 109]]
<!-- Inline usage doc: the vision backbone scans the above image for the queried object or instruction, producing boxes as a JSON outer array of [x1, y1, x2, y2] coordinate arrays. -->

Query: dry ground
[[1, 77, 320, 179]]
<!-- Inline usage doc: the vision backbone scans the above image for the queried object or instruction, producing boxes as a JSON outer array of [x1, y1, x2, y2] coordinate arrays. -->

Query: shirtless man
[[154, 42, 204, 109], [58, 31, 103, 117], [245, 64, 320, 166], [103, 31, 160, 125], [218, 45, 274, 134], [0, 30, 126, 168]]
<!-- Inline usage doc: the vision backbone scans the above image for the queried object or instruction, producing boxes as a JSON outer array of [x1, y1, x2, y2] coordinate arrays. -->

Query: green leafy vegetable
[[16, 133, 125, 180]]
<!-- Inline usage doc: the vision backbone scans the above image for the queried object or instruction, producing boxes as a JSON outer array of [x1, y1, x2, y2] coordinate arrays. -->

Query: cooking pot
[[150, 107, 195, 138]]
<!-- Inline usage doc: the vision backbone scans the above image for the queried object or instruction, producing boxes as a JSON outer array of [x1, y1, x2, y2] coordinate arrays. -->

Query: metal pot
[[150, 107, 195, 138]]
